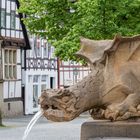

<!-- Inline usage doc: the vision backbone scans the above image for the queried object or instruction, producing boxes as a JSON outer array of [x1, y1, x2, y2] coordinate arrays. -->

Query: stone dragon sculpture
[[39, 35, 140, 122]]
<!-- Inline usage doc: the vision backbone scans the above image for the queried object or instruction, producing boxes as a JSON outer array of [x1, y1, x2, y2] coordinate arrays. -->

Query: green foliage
[[19, 0, 140, 61]]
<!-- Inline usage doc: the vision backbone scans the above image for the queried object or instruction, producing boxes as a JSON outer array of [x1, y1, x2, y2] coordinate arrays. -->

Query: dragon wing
[[76, 35, 140, 67]]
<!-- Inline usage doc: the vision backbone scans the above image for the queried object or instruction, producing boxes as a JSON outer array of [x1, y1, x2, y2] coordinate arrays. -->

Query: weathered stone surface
[[81, 120, 140, 140], [89, 138, 140, 140], [40, 35, 140, 122]]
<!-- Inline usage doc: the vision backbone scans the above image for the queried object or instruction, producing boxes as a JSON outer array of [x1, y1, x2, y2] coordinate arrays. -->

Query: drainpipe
[[0, 40, 3, 125], [57, 58, 60, 89]]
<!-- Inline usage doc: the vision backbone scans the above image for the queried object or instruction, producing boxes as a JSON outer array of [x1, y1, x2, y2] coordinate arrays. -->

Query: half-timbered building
[[58, 60, 90, 88], [23, 35, 58, 114], [0, 0, 89, 116], [0, 0, 30, 117]]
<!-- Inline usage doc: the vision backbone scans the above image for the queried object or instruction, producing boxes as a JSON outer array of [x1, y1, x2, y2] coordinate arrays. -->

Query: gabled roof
[[15, 0, 31, 50]]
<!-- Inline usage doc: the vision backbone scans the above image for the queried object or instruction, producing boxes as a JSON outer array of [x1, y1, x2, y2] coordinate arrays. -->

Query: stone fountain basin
[[81, 120, 140, 140], [89, 138, 140, 140]]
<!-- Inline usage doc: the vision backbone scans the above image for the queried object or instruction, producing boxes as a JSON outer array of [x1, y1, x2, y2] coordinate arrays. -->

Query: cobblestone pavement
[[0, 115, 88, 140]]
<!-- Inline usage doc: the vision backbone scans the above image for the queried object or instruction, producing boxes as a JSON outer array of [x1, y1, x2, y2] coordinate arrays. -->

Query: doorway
[[50, 77, 55, 89]]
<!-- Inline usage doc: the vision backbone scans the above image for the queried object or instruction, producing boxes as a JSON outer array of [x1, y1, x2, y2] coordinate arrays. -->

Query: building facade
[[23, 35, 58, 114], [58, 60, 90, 88], [0, 0, 90, 116], [0, 0, 29, 117], [23, 36, 90, 114]]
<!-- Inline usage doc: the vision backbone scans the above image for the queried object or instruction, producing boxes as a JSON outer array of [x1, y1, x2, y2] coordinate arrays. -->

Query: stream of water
[[22, 110, 43, 140]]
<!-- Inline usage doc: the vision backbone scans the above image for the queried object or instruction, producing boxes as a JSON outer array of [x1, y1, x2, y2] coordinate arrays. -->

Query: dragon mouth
[[41, 104, 58, 110], [43, 104, 64, 115], [39, 88, 81, 122], [40, 98, 63, 112], [39, 92, 69, 121], [42, 105, 67, 122]]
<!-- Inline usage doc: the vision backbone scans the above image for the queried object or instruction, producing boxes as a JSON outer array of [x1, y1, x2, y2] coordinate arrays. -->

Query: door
[[50, 77, 55, 89], [25, 75, 33, 114], [32, 75, 40, 112]]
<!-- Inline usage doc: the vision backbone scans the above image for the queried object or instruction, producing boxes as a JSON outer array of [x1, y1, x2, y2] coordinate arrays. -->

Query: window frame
[[10, 10, 16, 29], [1, 8, 6, 28], [43, 42, 48, 58], [4, 48, 17, 80], [41, 75, 47, 91]]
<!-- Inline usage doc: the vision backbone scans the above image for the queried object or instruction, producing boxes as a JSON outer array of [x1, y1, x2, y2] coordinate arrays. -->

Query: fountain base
[[81, 119, 140, 140]]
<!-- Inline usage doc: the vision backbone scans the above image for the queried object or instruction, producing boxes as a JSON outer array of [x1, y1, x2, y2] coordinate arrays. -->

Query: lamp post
[[73, 67, 78, 84]]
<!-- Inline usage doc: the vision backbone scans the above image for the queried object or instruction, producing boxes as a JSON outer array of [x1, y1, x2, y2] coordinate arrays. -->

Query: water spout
[[22, 110, 43, 140]]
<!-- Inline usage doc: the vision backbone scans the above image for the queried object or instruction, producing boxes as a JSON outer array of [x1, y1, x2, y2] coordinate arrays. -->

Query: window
[[33, 75, 40, 108], [70, 61, 74, 64], [29, 38, 33, 57], [33, 37, 37, 57], [33, 85, 38, 108], [37, 47, 41, 57], [1, 9, 6, 28], [41, 75, 47, 91], [28, 75, 32, 83], [4, 49, 17, 79], [33, 75, 40, 83], [43, 45, 48, 58], [41, 75, 47, 82], [35, 38, 41, 57], [43, 42, 48, 57], [11, 11, 16, 29], [41, 84, 46, 91], [48, 43, 51, 58], [51, 47, 54, 58]]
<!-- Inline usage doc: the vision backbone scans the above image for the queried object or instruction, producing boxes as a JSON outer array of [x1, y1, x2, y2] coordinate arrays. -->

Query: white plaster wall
[[15, 81, 21, 97], [24, 69, 57, 114], [3, 82, 8, 98]]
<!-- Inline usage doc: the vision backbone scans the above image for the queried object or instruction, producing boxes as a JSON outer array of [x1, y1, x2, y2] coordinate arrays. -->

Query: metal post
[[57, 58, 60, 89], [0, 40, 3, 125]]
